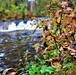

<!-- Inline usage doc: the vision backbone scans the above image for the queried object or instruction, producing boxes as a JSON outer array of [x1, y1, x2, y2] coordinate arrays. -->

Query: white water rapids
[[0, 19, 42, 32]]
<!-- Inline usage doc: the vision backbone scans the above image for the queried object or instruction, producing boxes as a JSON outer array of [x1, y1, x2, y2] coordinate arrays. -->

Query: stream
[[0, 19, 43, 73]]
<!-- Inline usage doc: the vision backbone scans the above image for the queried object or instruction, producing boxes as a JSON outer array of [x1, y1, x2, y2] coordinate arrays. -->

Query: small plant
[[18, 0, 76, 75]]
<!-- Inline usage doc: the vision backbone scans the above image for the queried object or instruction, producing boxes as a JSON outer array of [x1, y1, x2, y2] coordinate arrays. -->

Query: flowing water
[[0, 19, 43, 73]]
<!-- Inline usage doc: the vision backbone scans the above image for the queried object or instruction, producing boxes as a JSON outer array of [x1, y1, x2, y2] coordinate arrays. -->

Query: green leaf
[[40, 65, 47, 73], [45, 69, 53, 74], [50, 43, 55, 46], [29, 71, 35, 75], [32, 65, 38, 72], [48, 66, 57, 71], [56, 29, 60, 36], [54, 49, 58, 56], [63, 62, 73, 67]]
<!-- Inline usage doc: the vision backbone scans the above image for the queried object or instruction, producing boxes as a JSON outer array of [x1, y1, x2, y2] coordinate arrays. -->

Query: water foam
[[0, 20, 41, 32]]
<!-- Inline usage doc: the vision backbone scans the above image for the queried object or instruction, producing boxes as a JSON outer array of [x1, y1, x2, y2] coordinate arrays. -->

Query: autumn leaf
[[52, 57, 59, 61], [70, 72, 76, 75], [51, 19, 58, 26], [53, 62, 61, 69], [56, 17, 61, 23], [33, 43, 40, 52]]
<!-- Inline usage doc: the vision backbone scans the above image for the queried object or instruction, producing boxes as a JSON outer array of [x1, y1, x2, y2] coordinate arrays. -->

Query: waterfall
[[0, 19, 42, 32]]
